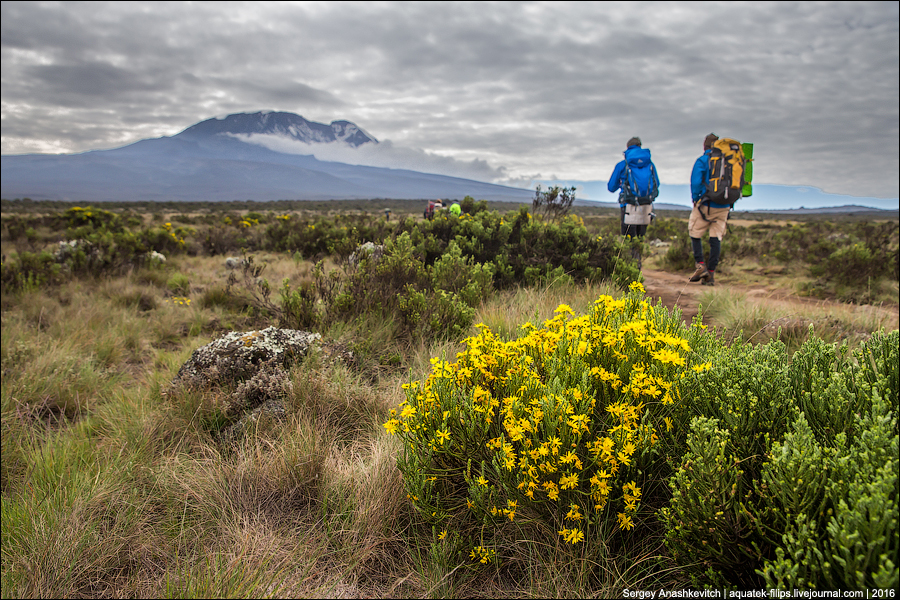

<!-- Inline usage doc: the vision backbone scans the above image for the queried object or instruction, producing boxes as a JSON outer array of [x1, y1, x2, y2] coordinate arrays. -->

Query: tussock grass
[[700, 287, 899, 352], [476, 279, 621, 341]]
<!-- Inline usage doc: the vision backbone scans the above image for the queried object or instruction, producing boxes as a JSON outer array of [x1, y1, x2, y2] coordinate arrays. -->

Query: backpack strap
[[622, 161, 636, 204]]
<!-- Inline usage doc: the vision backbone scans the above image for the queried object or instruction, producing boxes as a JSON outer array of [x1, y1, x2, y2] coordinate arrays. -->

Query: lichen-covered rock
[[218, 364, 293, 443], [224, 256, 246, 269], [225, 362, 293, 418], [348, 242, 384, 268], [171, 327, 320, 389]]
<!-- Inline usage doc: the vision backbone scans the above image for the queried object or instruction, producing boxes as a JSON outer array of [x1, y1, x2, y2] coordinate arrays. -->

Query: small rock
[[171, 327, 320, 390]]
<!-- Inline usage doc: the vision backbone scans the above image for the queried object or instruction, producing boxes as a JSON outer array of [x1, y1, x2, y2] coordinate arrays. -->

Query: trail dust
[[639, 267, 900, 332]]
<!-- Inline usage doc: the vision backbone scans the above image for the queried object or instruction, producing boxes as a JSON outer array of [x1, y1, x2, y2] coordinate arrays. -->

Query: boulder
[[348, 242, 384, 268], [225, 256, 246, 269], [170, 327, 320, 444], [171, 327, 320, 390]]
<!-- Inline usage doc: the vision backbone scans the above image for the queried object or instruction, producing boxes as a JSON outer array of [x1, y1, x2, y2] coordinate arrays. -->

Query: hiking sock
[[708, 238, 722, 272], [690, 237, 704, 264]]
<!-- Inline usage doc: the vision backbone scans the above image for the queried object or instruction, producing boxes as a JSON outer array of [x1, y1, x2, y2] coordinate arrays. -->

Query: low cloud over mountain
[[1, 111, 533, 203]]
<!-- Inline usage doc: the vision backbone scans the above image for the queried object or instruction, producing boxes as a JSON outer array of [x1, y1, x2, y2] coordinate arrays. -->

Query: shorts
[[688, 202, 730, 239]]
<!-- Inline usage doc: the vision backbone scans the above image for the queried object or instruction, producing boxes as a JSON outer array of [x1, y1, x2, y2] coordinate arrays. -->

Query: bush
[[385, 282, 713, 564], [663, 329, 899, 589], [388, 282, 899, 589], [166, 273, 191, 295]]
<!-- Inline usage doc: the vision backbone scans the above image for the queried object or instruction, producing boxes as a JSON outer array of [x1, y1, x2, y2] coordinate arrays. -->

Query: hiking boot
[[689, 262, 709, 282], [701, 272, 715, 286]]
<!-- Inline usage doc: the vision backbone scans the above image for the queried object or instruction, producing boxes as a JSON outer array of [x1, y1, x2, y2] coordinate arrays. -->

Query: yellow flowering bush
[[387, 282, 711, 561]]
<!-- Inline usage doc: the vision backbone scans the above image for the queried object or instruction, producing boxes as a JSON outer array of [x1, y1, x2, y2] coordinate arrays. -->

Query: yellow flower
[[383, 419, 399, 435], [617, 512, 635, 531], [438, 529, 447, 540], [559, 472, 578, 490], [652, 348, 686, 366], [554, 304, 574, 315], [436, 429, 451, 445], [558, 527, 585, 544]]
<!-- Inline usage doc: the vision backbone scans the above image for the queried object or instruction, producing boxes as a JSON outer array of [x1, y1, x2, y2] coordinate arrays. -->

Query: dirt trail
[[640, 267, 899, 331]]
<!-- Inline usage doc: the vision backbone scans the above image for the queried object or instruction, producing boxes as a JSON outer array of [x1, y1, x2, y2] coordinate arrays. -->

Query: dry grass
[[2, 222, 897, 598], [699, 286, 899, 352]]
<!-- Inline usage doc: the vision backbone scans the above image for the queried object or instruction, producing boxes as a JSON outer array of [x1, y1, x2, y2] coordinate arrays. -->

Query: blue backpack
[[622, 147, 659, 205]]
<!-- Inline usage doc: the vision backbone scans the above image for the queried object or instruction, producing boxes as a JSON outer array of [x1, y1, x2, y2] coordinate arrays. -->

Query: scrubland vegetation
[[1, 198, 898, 597]]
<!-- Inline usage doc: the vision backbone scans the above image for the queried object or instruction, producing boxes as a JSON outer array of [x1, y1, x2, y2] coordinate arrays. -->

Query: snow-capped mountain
[[176, 111, 378, 147], [0, 111, 532, 203]]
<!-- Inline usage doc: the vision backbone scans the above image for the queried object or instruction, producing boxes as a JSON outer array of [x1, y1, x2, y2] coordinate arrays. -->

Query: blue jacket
[[691, 149, 730, 208], [608, 145, 659, 205]]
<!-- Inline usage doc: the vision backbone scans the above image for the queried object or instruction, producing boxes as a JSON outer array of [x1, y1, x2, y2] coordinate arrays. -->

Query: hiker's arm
[[690, 156, 707, 202], [608, 161, 625, 193]]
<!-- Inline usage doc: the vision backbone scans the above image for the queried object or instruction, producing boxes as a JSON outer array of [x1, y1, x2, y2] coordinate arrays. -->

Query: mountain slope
[[0, 111, 533, 202]]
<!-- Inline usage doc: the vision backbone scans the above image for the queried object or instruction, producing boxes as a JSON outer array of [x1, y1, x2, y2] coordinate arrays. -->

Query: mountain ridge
[[176, 111, 379, 147], [0, 111, 533, 202]]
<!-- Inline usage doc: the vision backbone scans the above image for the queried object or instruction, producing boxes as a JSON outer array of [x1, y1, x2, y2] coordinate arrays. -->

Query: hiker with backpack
[[607, 137, 659, 269], [688, 133, 750, 286]]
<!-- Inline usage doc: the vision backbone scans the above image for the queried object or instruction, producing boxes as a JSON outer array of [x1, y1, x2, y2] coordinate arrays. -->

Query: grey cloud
[[1, 1, 897, 198]]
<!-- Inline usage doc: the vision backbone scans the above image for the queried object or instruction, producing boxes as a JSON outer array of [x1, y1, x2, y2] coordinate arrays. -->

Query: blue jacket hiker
[[688, 133, 731, 287], [608, 137, 658, 269], [690, 149, 730, 209]]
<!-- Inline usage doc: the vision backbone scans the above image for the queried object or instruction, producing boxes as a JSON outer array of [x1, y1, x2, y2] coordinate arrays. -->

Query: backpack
[[622, 147, 659, 205], [705, 138, 751, 205]]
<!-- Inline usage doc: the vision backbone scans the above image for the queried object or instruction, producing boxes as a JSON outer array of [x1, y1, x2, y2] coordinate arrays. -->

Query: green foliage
[[329, 233, 484, 341], [166, 273, 191, 295], [1, 251, 64, 292], [279, 279, 319, 330], [662, 329, 900, 589], [761, 392, 899, 590], [660, 416, 768, 589]]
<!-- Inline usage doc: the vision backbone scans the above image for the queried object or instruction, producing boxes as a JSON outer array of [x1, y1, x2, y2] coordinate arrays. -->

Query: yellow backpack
[[706, 138, 753, 204]]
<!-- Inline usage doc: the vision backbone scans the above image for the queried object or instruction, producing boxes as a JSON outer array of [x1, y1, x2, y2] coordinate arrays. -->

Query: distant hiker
[[425, 199, 440, 220], [450, 202, 462, 217], [607, 136, 659, 269], [688, 132, 730, 286]]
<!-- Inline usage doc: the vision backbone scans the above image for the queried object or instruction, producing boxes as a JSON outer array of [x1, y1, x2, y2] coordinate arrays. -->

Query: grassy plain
[[1, 199, 898, 597]]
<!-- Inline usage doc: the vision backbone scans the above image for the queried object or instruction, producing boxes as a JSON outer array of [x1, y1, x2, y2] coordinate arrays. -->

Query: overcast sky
[[2, 1, 898, 202]]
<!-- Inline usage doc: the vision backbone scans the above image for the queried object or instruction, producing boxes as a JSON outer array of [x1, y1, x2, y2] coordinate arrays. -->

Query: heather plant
[[662, 329, 899, 589], [385, 282, 716, 569], [328, 233, 487, 342]]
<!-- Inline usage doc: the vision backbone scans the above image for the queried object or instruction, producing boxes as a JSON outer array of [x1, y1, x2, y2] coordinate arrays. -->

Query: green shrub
[[279, 279, 319, 329], [166, 273, 191, 295], [1, 251, 63, 293], [659, 416, 769, 589], [662, 329, 899, 589], [761, 393, 898, 590]]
